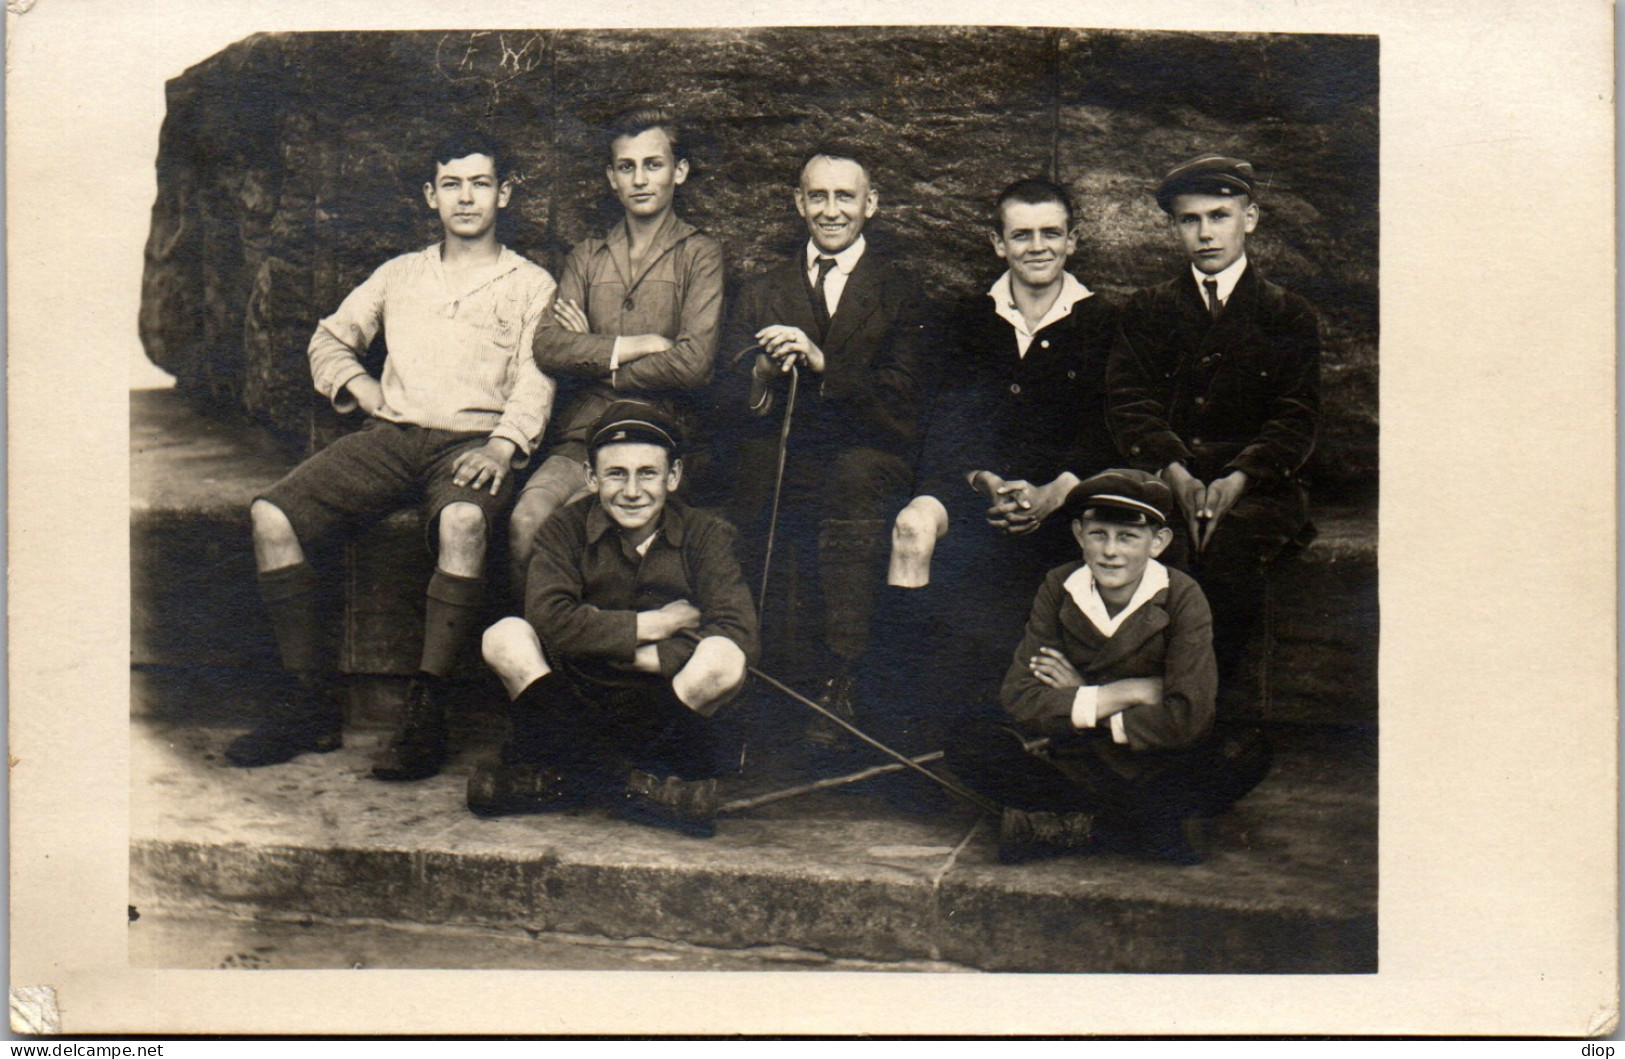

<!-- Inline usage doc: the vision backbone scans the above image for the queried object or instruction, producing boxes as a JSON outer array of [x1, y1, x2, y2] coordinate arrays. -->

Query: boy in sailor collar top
[[945, 469, 1271, 865]]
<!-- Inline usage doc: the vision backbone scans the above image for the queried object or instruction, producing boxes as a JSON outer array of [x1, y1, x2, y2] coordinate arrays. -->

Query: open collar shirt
[[988, 270, 1094, 357], [308, 244, 557, 464]]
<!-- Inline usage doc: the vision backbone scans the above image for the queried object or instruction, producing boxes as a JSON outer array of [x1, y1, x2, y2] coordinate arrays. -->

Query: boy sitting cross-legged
[[470, 400, 758, 838], [945, 469, 1272, 864]]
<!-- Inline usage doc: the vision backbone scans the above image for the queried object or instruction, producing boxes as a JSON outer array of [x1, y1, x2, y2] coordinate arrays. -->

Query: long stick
[[718, 752, 945, 814], [757, 364, 799, 621], [692, 636, 998, 815]]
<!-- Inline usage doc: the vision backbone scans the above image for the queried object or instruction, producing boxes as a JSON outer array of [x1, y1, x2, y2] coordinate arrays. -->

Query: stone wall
[[140, 27, 1377, 487]]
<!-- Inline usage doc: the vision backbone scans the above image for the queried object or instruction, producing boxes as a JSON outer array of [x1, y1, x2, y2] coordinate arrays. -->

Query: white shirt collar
[[1062, 559, 1170, 638], [1191, 253, 1248, 308], [988, 271, 1094, 356], [806, 235, 867, 276]]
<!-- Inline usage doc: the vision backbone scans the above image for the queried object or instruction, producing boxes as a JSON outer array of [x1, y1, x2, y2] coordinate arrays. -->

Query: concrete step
[[132, 387, 1378, 725], [130, 704, 1376, 974]]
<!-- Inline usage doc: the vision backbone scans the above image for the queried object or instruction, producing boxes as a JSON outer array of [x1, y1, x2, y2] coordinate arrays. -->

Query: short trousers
[[515, 446, 592, 505], [258, 419, 517, 551]]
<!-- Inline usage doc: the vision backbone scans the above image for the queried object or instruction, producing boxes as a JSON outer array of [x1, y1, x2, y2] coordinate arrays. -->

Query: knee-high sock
[[420, 570, 485, 678], [259, 561, 327, 683], [817, 517, 889, 663]]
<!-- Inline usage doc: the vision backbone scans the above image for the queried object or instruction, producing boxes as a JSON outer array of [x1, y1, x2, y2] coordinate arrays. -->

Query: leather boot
[[370, 676, 448, 781], [226, 679, 343, 768]]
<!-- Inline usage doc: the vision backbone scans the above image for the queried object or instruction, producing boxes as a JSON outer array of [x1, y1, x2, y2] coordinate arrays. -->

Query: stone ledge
[[131, 714, 1375, 974]]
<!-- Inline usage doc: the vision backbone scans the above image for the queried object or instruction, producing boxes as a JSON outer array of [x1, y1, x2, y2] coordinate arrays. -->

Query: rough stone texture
[[140, 27, 1377, 486], [131, 712, 1375, 973]]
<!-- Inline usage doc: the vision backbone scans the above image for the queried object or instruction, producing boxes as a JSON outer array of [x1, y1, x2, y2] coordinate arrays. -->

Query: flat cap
[[1063, 469, 1173, 526], [1155, 154, 1257, 214], [588, 399, 682, 455]]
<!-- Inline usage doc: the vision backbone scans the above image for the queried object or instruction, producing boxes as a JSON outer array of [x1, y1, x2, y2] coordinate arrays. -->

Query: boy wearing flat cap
[[472, 400, 757, 837], [946, 470, 1270, 864], [1107, 154, 1320, 711]]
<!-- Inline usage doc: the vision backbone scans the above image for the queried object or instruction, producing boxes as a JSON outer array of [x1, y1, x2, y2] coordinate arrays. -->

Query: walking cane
[[681, 631, 999, 815], [757, 362, 799, 621]]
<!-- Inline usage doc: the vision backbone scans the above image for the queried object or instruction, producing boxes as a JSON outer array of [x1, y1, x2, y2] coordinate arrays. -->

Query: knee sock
[[259, 562, 327, 682], [420, 569, 485, 678], [817, 517, 890, 663]]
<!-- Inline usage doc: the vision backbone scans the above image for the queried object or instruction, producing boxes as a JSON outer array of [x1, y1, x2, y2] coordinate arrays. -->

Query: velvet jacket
[[1107, 264, 1320, 489]]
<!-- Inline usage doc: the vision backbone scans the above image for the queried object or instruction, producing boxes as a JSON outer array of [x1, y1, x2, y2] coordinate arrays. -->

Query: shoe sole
[[224, 732, 343, 769]]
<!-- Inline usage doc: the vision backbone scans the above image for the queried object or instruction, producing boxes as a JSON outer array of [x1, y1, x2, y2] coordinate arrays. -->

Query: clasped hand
[[753, 324, 825, 375]]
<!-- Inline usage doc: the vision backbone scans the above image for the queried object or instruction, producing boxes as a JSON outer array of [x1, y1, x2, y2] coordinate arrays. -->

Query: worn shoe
[[997, 806, 1096, 864], [803, 671, 858, 750], [466, 761, 572, 817], [225, 686, 343, 768], [370, 677, 448, 781], [621, 769, 719, 838]]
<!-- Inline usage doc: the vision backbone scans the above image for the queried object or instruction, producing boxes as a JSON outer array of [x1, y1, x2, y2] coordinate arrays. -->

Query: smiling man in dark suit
[[1107, 154, 1321, 713], [726, 146, 925, 736]]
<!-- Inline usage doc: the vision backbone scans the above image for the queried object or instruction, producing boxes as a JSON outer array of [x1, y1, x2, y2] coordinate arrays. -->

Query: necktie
[[1203, 278, 1222, 323], [812, 255, 838, 334]]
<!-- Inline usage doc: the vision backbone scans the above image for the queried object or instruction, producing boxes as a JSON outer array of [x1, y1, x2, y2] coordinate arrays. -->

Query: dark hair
[[605, 108, 688, 165], [992, 178, 1074, 233], [797, 144, 873, 187], [428, 130, 508, 184]]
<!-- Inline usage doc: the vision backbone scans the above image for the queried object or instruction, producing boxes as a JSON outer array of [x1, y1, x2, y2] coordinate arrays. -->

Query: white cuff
[[609, 336, 624, 371], [1070, 686, 1100, 730], [1110, 712, 1129, 744]]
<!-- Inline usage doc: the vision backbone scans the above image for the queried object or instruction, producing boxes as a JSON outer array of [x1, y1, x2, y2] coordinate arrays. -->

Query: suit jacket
[[917, 285, 1118, 500], [1000, 560, 1217, 755], [726, 243, 927, 457], [1107, 264, 1320, 488]]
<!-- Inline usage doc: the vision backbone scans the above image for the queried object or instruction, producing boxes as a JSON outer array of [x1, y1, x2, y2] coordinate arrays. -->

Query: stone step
[[130, 707, 1376, 975], [132, 387, 1377, 725]]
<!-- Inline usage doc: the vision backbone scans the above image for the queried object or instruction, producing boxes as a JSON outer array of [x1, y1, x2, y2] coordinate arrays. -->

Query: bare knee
[[439, 501, 487, 552], [673, 636, 748, 714], [251, 499, 298, 548], [481, 616, 538, 667], [892, 499, 946, 561], [507, 490, 556, 559]]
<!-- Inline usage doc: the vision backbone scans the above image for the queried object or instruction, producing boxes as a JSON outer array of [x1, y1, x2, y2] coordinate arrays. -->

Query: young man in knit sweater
[[227, 131, 557, 779]]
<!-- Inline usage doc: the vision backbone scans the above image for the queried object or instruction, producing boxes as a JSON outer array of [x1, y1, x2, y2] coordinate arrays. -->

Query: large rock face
[[140, 27, 1377, 487]]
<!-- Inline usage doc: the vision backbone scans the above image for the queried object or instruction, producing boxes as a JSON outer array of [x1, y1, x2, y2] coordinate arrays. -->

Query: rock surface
[[140, 28, 1377, 485]]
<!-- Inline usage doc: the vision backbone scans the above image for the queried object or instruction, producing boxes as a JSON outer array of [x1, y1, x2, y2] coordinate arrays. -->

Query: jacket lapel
[[820, 251, 880, 356], [1085, 595, 1172, 672]]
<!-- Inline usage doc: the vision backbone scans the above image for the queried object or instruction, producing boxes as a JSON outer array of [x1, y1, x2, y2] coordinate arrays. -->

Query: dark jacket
[[1107, 264, 1320, 488], [726, 244, 926, 457], [532, 213, 724, 447], [917, 283, 1118, 499], [1000, 560, 1217, 755], [525, 496, 759, 694]]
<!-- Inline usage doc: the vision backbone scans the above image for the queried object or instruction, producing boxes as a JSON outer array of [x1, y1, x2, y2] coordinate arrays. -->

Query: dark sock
[[259, 561, 326, 676], [420, 569, 485, 678]]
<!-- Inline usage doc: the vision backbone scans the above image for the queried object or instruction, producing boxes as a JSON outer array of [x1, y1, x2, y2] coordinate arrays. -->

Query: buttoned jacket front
[[1107, 264, 1320, 488], [532, 213, 725, 446], [727, 244, 926, 457], [918, 286, 1119, 499]]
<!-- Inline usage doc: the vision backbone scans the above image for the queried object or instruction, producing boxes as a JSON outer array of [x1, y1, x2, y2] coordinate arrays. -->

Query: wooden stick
[[718, 752, 945, 814]]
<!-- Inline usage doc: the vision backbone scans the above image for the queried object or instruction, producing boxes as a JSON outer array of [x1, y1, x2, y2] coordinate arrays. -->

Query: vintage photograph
[[126, 25, 1379, 976]]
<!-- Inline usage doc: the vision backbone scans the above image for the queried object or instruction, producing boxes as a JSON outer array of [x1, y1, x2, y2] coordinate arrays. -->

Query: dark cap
[[1155, 154, 1257, 214], [587, 400, 682, 456], [1063, 469, 1173, 527]]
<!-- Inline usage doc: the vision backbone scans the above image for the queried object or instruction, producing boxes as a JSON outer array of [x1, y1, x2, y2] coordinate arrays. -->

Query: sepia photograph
[[126, 25, 1378, 976], [8, 0, 1614, 1038]]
